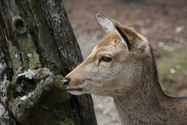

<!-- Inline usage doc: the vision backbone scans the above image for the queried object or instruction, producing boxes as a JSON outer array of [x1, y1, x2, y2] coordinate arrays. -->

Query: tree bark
[[0, 0, 97, 125]]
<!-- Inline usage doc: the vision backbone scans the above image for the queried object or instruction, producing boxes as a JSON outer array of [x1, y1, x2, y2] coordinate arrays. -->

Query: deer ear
[[96, 14, 128, 49], [96, 14, 115, 33], [114, 23, 149, 55], [96, 14, 149, 56]]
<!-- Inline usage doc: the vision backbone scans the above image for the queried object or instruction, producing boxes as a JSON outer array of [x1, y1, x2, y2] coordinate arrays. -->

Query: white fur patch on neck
[[96, 15, 114, 33]]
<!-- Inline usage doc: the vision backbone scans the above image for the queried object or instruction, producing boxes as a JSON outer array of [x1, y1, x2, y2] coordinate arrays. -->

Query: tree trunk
[[0, 0, 97, 125]]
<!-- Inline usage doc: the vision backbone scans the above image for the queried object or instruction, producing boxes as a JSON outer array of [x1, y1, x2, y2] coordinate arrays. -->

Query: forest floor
[[64, 0, 187, 124]]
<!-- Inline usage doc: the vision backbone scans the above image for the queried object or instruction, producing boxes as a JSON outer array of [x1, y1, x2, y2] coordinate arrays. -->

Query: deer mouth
[[66, 88, 84, 95]]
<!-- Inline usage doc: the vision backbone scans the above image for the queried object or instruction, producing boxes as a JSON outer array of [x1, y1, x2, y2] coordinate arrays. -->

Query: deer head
[[63, 14, 155, 97]]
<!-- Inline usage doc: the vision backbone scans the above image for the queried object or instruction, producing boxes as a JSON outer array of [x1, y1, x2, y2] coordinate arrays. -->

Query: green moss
[[5, 41, 20, 72], [54, 75, 64, 89], [53, 75, 70, 100], [16, 33, 40, 69], [29, 0, 41, 15], [13, 27, 27, 36], [29, 56, 37, 69], [63, 118, 75, 125], [54, 75, 67, 95], [38, 70, 44, 78]]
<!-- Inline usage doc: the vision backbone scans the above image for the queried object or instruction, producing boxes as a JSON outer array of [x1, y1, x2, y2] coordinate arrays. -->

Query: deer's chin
[[67, 89, 85, 95]]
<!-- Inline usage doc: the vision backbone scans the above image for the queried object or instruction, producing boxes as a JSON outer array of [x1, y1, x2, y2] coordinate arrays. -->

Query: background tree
[[0, 0, 97, 125]]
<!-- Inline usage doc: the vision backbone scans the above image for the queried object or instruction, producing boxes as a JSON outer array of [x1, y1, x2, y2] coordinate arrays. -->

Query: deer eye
[[99, 56, 112, 63]]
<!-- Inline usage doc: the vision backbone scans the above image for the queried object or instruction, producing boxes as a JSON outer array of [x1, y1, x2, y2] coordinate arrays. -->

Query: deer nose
[[62, 78, 70, 88]]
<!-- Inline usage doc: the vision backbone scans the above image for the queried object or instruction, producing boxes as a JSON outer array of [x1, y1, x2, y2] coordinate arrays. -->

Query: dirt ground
[[63, 0, 187, 124]]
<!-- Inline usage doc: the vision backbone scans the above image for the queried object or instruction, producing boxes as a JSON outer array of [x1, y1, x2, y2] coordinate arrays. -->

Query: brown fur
[[64, 14, 187, 125]]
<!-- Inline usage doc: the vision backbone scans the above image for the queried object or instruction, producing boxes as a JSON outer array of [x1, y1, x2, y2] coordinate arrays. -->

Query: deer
[[62, 14, 187, 125]]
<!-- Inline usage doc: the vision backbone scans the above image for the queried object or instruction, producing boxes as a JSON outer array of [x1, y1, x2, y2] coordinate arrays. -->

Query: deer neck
[[113, 69, 168, 125]]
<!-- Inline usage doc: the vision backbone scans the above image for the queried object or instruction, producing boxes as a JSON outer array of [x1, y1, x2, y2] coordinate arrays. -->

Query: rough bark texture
[[0, 0, 97, 125]]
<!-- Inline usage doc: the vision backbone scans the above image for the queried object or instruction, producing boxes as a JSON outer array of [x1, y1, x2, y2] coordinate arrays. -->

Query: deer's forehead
[[89, 32, 124, 59], [97, 31, 121, 49]]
